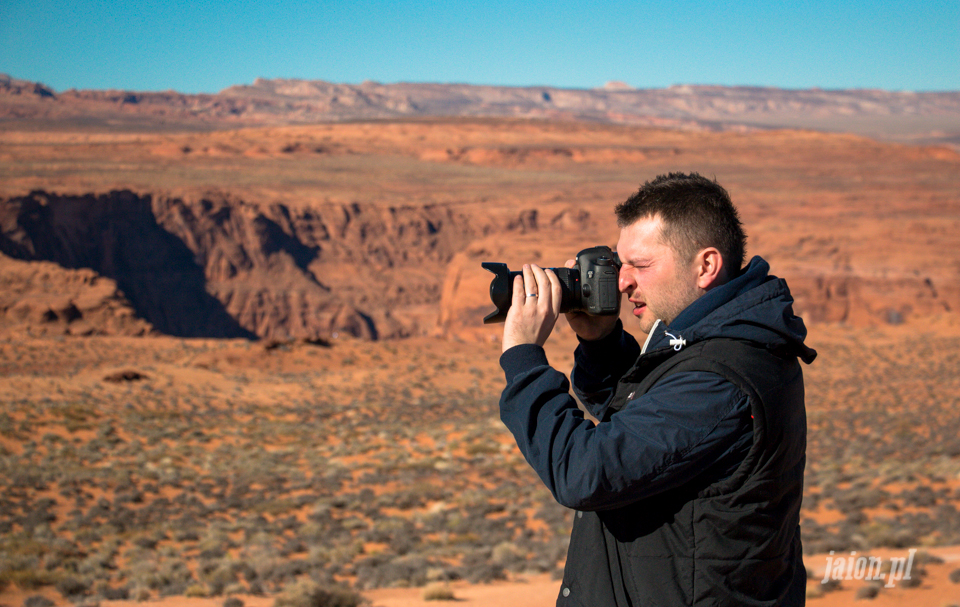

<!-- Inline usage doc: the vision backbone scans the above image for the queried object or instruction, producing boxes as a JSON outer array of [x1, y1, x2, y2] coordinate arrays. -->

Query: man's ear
[[695, 247, 725, 290]]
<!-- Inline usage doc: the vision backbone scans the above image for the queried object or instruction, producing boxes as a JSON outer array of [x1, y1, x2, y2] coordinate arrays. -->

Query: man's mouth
[[632, 301, 646, 317]]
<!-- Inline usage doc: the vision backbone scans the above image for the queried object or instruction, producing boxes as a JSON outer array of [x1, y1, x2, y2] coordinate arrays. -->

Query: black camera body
[[481, 245, 621, 324]]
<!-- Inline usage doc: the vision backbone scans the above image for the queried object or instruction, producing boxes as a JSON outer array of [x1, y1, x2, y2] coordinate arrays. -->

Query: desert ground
[[2, 114, 960, 606]]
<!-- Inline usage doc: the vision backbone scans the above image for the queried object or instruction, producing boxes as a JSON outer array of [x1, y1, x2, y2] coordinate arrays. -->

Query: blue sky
[[1, 0, 957, 93]]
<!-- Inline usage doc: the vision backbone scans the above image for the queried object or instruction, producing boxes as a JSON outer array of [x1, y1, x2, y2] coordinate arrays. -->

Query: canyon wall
[[0, 190, 481, 339], [2, 117, 957, 341], [3, 188, 956, 341]]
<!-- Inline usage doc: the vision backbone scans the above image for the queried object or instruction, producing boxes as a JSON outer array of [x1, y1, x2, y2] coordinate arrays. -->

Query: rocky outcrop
[[0, 190, 477, 339], [1, 191, 253, 338], [787, 273, 955, 327], [3, 74, 959, 147], [0, 74, 55, 98], [0, 253, 153, 337]]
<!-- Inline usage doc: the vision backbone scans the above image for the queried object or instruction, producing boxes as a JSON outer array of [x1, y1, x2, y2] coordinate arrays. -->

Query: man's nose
[[618, 271, 634, 293]]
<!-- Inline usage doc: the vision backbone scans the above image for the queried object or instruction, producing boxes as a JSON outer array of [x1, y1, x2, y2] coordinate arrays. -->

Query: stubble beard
[[638, 277, 703, 334]]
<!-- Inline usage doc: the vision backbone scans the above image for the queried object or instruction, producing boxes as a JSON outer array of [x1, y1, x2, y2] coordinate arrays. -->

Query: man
[[498, 172, 816, 606]]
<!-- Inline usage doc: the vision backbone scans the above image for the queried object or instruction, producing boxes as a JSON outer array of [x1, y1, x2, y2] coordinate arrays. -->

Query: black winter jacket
[[499, 256, 816, 606]]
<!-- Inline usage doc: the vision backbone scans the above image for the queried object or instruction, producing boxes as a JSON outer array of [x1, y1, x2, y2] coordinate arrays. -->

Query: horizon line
[[3, 73, 958, 97]]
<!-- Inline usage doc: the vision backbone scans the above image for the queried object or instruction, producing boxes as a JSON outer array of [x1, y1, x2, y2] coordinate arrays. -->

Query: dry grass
[[2, 321, 960, 603]]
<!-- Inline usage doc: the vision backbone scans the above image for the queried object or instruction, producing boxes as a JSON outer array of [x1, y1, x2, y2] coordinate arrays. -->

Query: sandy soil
[[2, 324, 960, 606]]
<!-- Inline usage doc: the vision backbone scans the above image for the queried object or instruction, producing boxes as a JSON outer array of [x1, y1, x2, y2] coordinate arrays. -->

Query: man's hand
[[502, 264, 562, 352], [561, 258, 620, 341]]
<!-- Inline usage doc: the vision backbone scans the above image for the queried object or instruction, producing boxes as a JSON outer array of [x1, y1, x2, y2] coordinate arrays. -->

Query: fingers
[[564, 258, 576, 269], [527, 265, 557, 310], [511, 273, 525, 308], [528, 264, 547, 300], [522, 264, 537, 298], [503, 264, 560, 351], [545, 268, 562, 316], [528, 265, 561, 315]]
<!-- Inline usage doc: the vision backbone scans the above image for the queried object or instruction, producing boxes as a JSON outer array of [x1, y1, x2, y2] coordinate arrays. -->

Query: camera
[[481, 246, 621, 323]]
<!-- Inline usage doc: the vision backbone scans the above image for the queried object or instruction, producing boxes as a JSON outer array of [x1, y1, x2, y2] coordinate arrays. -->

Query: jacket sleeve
[[499, 345, 752, 511], [570, 320, 642, 418]]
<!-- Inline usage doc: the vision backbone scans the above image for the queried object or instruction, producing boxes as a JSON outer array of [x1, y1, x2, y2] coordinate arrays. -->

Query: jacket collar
[[639, 256, 816, 364]]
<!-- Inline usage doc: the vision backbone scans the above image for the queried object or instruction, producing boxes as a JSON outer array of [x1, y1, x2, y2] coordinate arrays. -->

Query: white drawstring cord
[[664, 331, 687, 351]]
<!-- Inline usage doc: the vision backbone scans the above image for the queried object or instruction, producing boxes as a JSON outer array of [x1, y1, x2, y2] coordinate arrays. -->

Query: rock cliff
[[1, 190, 478, 339]]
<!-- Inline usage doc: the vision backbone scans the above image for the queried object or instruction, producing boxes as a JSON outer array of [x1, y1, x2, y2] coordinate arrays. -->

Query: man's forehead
[[616, 216, 668, 255]]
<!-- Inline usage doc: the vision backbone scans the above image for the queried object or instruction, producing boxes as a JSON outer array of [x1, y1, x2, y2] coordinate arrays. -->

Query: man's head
[[614, 173, 747, 332], [615, 172, 746, 271]]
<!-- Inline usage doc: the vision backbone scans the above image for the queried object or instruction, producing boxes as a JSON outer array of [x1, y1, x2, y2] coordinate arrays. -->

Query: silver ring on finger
[[526, 293, 538, 298]]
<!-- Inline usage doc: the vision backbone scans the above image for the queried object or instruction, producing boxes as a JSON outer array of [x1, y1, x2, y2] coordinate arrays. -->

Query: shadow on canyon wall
[[0, 190, 257, 339], [0, 189, 471, 340]]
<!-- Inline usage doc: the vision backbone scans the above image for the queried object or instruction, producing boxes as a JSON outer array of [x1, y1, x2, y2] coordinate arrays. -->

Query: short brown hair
[[615, 172, 746, 271]]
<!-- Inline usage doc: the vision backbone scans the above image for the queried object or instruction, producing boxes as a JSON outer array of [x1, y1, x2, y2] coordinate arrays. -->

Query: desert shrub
[[273, 579, 363, 607], [77, 546, 119, 577], [307, 503, 334, 523], [422, 582, 456, 601], [197, 562, 235, 595], [94, 583, 129, 600], [860, 520, 918, 549], [457, 549, 506, 584], [55, 574, 91, 598], [125, 553, 195, 596], [158, 579, 193, 597], [900, 486, 938, 508], [276, 515, 302, 532], [801, 522, 840, 555], [185, 583, 208, 597], [0, 412, 24, 439], [232, 560, 258, 582], [279, 538, 307, 557], [464, 441, 500, 456], [224, 598, 245, 607], [0, 566, 56, 590], [18, 499, 58, 533], [242, 543, 282, 585], [490, 541, 526, 570], [132, 536, 159, 550], [362, 518, 419, 555], [197, 526, 236, 554], [462, 562, 506, 584], [523, 552, 561, 575], [339, 517, 368, 532], [130, 584, 152, 601], [261, 558, 312, 588], [23, 596, 55, 607], [174, 529, 201, 542], [854, 583, 881, 600], [73, 527, 102, 544], [845, 510, 867, 525], [355, 554, 436, 589], [200, 547, 228, 560], [914, 550, 944, 565], [305, 542, 362, 574]]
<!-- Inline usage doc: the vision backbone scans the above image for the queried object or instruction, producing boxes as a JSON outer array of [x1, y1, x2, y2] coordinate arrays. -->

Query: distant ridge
[[2, 73, 959, 148]]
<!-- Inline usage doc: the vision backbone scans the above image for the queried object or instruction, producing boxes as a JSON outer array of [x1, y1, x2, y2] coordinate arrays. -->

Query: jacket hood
[[645, 256, 817, 364]]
